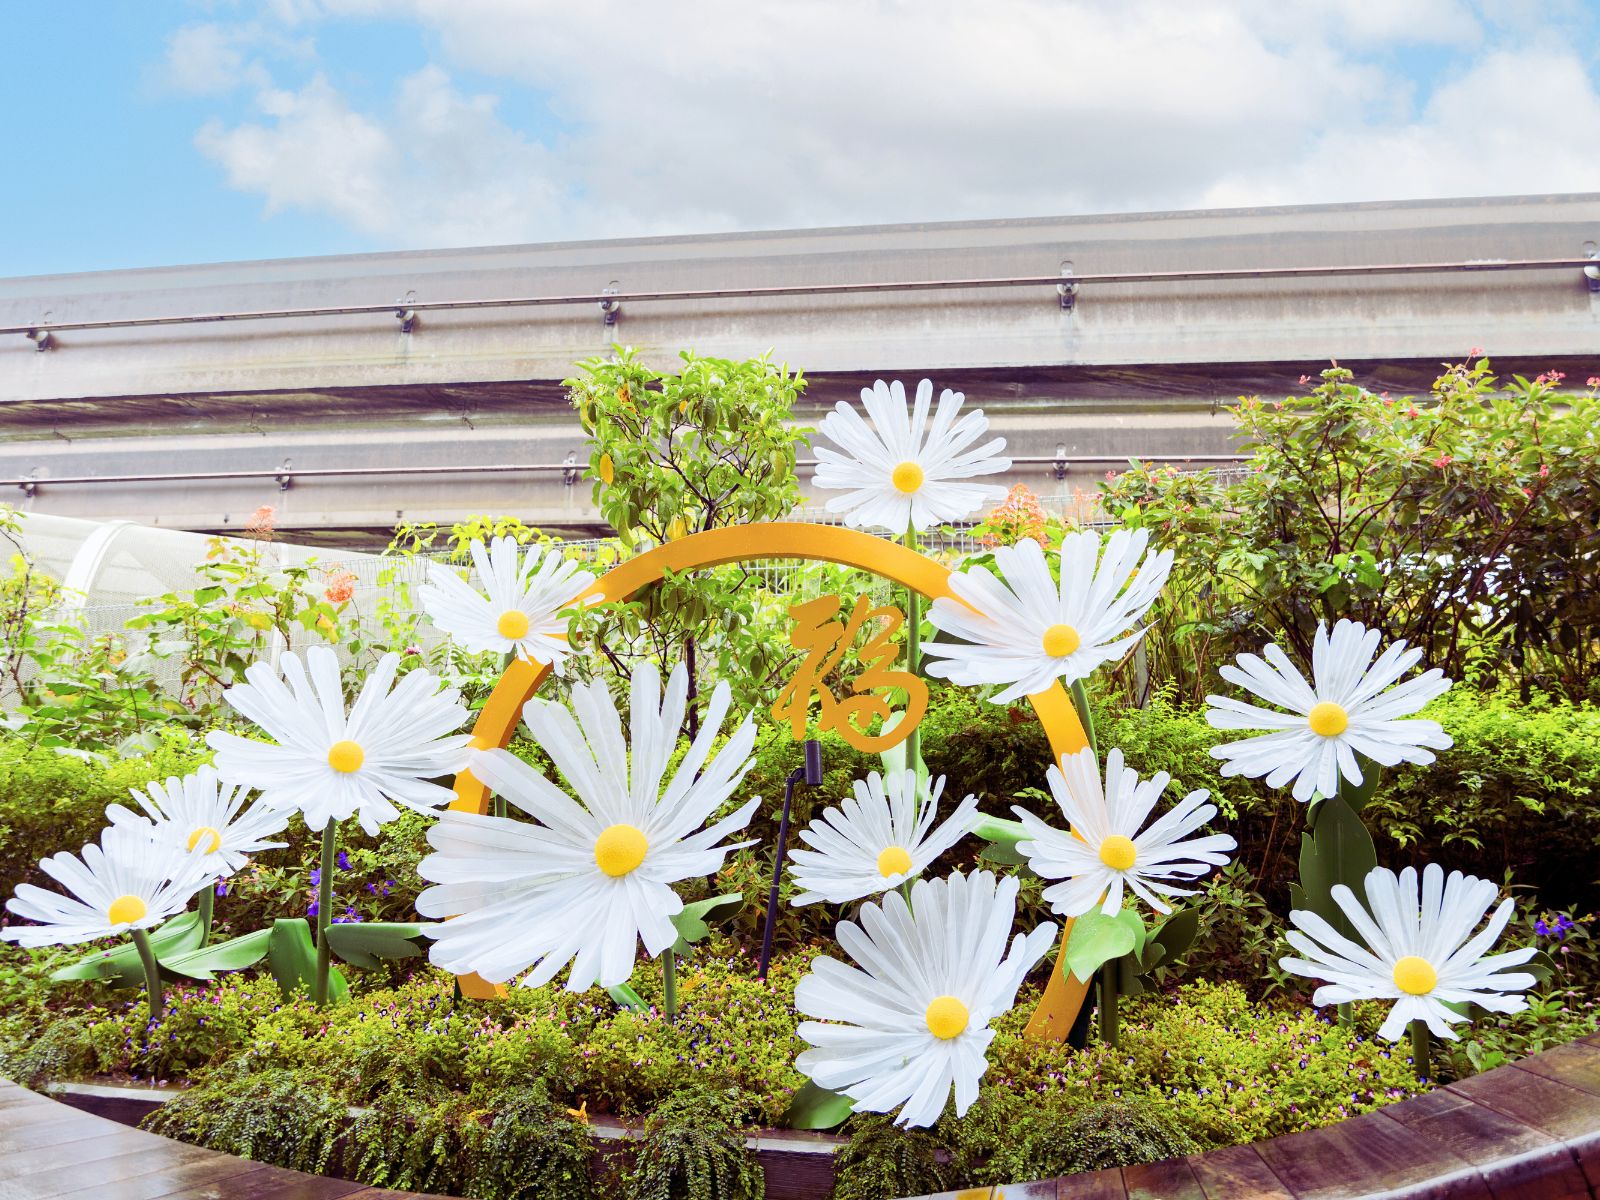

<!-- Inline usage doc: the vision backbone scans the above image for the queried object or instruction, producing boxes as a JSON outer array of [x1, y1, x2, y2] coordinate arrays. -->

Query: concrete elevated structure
[[2, 193, 1598, 544]]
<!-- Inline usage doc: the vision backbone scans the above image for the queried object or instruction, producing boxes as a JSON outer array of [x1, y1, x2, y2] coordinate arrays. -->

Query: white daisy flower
[[105, 765, 288, 879], [1015, 746, 1235, 918], [1280, 863, 1536, 1042], [787, 769, 978, 906], [925, 529, 1173, 705], [812, 378, 1010, 533], [2, 825, 215, 948], [417, 663, 760, 991], [418, 536, 598, 668], [795, 870, 1055, 1128], [206, 647, 473, 836], [1205, 619, 1453, 804]]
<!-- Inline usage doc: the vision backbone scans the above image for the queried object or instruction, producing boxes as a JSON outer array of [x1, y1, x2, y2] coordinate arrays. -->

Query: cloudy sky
[[4, 0, 1599, 276]]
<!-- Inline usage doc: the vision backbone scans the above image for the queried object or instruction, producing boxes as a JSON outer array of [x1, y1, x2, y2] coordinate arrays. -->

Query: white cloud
[[195, 67, 568, 244], [179, 0, 1600, 247], [161, 23, 269, 95]]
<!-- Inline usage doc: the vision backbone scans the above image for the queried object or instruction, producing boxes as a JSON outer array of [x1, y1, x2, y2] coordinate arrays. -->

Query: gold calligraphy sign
[[771, 594, 929, 751]]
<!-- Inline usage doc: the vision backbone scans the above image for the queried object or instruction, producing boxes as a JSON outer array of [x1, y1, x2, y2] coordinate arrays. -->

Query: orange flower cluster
[[323, 568, 357, 604], [982, 484, 1048, 547], [244, 504, 276, 541]]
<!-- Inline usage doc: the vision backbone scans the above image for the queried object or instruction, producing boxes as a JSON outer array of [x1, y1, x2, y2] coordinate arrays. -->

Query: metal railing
[[4, 453, 1248, 494], [6, 257, 1597, 340]]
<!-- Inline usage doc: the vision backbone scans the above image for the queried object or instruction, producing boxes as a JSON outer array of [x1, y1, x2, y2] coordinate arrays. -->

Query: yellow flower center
[[1041, 624, 1082, 658], [891, 461, 925, 494], [1392, 955, 1438, 996], [1098, 834, 1138, 871], [876, 846, 913, 878], [1307, 701, 1350, 737], [108, 894, 147, 926], [187, 826, 222, 854], [497, 609, 531, 640], [594, 823, 649, 877], [327, 740, 365, 773], [924, 995, 970, 1040]]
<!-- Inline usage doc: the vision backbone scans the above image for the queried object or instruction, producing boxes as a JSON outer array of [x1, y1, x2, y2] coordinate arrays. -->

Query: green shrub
[[831, 1114, 959, 1200], [141, 1063, 348, 1174], [0, 732, 208, 898], [619, 1090, 762, 1200], [1040, 1100, 1199, 1174]]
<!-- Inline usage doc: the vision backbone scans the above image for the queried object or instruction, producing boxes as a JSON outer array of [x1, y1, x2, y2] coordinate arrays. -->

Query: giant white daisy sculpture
[[787, 769, 978, 906], [795, 870, 1055, 1128], [924, 529, 1173, 704], [206, 647, 473, 836], [1015, 746, 1235, 918], [1205, 619, 1453, 803], [418, 536, 598, 668], [812, 378, 1010, 533], [2, 824, 215, 948], [1281, 863, 1536, 1042], [106, 765, 288, 880], [417, 663, 760, 991]]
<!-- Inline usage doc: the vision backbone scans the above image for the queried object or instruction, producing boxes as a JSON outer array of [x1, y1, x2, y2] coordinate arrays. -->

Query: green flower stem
[[1337, 1001, 1354, 1026], [1098, 960, 1119, 1048], [131, 927, 164, 1021], [1410, 1019, 1431, 1081], [903, 522, 922, 775], [1069, 678, 1098, 759], [197, 885, 214, 944], [314, 823, 336, 1007], [663, 949, 678, 1023]]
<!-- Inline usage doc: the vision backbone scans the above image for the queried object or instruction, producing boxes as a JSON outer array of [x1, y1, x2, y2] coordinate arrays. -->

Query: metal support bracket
[[1584, 242, 1599, 295], [599, 281, 621, 327], [275, 459, 293, 492], [24, 327, 55, 351], [395, 290, 418, 333], [18, 473, 38, 498], [1052, 443, 1069, 481], [562, 451, 581, 487], [1057, 261, 1077, 312]]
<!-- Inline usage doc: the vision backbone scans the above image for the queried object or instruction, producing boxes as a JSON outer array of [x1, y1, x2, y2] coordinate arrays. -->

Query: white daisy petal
[[207, 647, 471, 834], [418, 537, 600, 667], [3, 824, 216, 948], [1017, 745, 1234, 919], [419, 663, 759, 991], [794, 870, 1054, 1128], [106, 765, 287, 880], [788, 770, 978, 906], [1204, 619, 1453, 803], [812, 379, 1010, 534], [926, 528, 1172, 703], [1279, 863, 1536, 1047]]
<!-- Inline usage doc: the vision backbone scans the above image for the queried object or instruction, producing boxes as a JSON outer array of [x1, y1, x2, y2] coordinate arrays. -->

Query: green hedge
[[3, 687, 1597, 927]]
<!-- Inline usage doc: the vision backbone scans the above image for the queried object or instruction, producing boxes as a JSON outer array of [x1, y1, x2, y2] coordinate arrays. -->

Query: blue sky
[[3, 1, 1598, 279]]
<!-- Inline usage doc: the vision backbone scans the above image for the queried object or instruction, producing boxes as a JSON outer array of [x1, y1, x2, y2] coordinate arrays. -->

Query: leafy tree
[[564, 347, 811, 727]]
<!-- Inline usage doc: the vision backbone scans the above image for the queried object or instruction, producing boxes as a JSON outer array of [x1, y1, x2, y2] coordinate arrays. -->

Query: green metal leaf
[[783, 1080, 855, 1131], [1063, 910, 1138, 983], [266, 917, 348, 1003], [607, 982, 648, 1012], [1297, 793, 1378, 945], [157, 927, 271, 980], [669, 892, 744, 956], [1150, 907, 1199, 965], [50, 912, 205, 986], [325, 922, 436, 969]]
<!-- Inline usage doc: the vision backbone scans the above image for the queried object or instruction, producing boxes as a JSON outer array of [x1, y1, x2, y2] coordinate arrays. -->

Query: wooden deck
[[4, 1029, 1599, 1200]]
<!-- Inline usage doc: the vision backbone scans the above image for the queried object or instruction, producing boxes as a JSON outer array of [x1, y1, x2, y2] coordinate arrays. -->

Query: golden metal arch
[[447, 522, 1090, 1039]]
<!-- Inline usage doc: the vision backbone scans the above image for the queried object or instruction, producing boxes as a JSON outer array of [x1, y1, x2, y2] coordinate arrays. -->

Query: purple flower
[[337, 851, 351, 871], [307, 899, 320, 918], [215, 881, 228, 897], [310, 868, 322, 887]]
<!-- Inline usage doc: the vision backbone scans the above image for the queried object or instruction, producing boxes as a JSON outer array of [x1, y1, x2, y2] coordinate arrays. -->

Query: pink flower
[[1298, 375, 1310, 386], [1587, 377, 1600, 389], [1468, 347, 1484, 358], [1433, 455, 1453, 469], [1406, 407, 1420, 418], [1539, 464, 1550, 478]]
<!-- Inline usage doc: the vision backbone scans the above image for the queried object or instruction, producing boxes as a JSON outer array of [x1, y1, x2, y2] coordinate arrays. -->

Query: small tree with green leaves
[[564, 347, 811, 727]]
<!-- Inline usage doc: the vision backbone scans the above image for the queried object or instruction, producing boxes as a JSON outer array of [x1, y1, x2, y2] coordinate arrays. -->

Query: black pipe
[[757, 739, 822, 979]]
